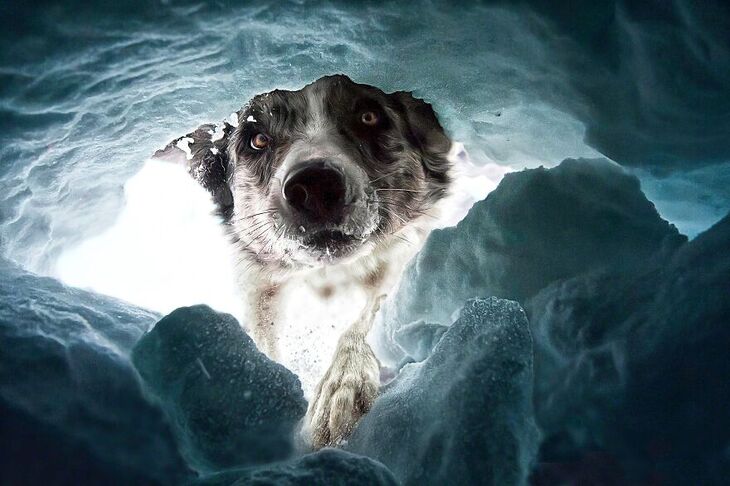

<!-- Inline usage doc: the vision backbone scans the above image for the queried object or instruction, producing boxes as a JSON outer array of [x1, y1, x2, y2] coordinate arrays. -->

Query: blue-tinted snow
[[132, 305, 308, 473], [0, 257, 190, 484], [1, 0, 729, 277], [348, 297, 539, 486], [2, 1, 730, 484]]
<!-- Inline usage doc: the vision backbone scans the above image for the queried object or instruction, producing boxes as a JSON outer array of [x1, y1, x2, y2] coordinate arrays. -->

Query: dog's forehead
[[303, 75, 374, 99], [305, 75, 389, 110], [246, 76, 388, 120], [246, 89, 303, 118]]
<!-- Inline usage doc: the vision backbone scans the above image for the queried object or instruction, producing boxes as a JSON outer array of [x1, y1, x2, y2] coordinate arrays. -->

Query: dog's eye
[[250, 133, 270, 150], [360, 111, 379, 126]]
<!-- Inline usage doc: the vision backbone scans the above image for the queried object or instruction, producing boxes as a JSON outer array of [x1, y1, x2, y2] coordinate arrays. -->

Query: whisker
[[242, 222, 274, 249], [369, 170, 402, 184], [379, 201, 437, 220], [261, 223, 288, 255], [241, 219, 272, 235], [393, 234, 414, 246], [374, 188, 427, 194], [236, 208, 277, 223], [379, 205, 408, 224]]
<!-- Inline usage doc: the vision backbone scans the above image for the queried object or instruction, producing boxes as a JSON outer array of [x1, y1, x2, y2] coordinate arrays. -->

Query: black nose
[[283, 160, 347, 222]]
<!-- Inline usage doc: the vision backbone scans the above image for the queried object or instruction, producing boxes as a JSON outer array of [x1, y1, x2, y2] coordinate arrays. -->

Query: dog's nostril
[[286, 183, 309, 207], [283, 161, 347, 221]]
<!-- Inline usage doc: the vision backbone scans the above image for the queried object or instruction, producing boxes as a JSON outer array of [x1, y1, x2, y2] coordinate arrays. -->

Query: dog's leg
[[238, 265, 282, 360], [305, 292, 384, 449], [247, 282, 281, 360]]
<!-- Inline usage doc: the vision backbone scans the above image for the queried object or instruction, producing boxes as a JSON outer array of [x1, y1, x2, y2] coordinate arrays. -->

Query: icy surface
[[0, 257, 159, 355], [132, 305, 308, 472], [349, 297, 539, 486], [194, 449, 398, 486], [374, 158, 686, 363], [392, 320, 448, 363], [529, 213, 730, 485], [0, 258, 189, 484]]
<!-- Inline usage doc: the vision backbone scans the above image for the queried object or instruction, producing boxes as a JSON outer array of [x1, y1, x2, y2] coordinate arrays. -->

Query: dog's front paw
[[305, 336, 380, 449]]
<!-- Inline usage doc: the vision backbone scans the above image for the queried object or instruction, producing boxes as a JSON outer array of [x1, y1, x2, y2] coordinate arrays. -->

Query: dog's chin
[[295, 229, 373, 265]]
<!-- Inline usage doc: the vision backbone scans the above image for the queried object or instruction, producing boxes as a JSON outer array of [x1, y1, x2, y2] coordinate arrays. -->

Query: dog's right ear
[[153, 119, 236, 220], [390, 91, 451, 187]]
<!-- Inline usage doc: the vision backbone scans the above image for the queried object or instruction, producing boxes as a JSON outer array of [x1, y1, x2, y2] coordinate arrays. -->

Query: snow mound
[[530, 213, 730, 484], [0, 258, 188, 484], [194, 449, 397, 486], [375, 157, 686, 363], [349, 297, 539, 486], [132, 305, 308, 472]]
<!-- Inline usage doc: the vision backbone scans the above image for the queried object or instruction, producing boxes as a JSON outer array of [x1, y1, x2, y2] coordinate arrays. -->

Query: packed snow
[[1, 0, 729, 484]]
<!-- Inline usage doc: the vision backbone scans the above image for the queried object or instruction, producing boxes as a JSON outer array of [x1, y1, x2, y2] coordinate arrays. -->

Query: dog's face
[[228, 75, 451, 267]]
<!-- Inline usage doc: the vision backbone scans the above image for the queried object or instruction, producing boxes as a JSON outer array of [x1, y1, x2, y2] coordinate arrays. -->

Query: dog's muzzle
[[279, 156, 378, 261], [282, 159, 349, 224]]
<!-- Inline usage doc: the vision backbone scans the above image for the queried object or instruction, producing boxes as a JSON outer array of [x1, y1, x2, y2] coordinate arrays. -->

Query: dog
[[154, 74, 452, 448]]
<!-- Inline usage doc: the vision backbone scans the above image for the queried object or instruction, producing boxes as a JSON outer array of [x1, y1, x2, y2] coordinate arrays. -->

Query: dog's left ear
[[390, 91, 451, 184]]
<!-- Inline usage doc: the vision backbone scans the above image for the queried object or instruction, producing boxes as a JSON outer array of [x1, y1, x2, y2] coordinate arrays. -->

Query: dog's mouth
[[303, 229, 359, 249], [296, 228, 370, 262], [279, 196, 381, 264]]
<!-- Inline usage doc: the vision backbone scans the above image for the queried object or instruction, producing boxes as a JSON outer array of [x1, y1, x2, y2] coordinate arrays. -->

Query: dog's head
[[228, 74, 451, 267]]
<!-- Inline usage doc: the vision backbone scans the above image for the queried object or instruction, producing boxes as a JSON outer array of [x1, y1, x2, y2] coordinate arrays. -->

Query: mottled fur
[[154, 74, 451, 448]]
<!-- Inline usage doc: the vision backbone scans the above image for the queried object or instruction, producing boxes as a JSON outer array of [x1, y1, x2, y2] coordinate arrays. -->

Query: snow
[[372, 158, 686, 363], [56, 160, 242, 319], [1, 0, 730, 483], [175, 137, 195, 160], [528, 213, 730, 484], [348, 297, 539, 485], [368, 158, 730, 484], [195, 449, 397, 485], [0, 258, 190, 484], [3, 165, 729, 483], [2, 0, 728, 277], [210, 124, 225, 142], [132, 305, 307, 472]]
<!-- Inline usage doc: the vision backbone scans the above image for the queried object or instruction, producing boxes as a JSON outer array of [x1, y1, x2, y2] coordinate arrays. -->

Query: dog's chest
[[275, 268, 369, 398]]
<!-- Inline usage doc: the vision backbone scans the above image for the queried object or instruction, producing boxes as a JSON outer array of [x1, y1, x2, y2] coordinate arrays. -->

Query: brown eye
[[250, 133, 269, 150], [361, 111, 378, 126]]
